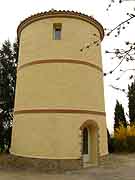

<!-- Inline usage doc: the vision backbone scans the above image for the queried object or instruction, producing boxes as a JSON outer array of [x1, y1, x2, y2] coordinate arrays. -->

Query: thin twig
[[105, 47, 132, 75], [106, 14, 135, 36]]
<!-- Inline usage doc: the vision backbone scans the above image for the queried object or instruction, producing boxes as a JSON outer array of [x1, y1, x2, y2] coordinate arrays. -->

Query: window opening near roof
[[53, 23, 62, 40]]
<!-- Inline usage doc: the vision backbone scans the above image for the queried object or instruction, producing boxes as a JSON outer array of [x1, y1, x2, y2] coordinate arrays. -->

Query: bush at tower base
[[109, 124, 135, 153]]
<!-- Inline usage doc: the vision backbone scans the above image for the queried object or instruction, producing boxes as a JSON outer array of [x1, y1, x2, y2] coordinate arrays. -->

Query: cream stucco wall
[[11, 113, 108, 158], [15, 63, 105, 112], [11, 14, 108, 160], [19, 17, 102, 67]]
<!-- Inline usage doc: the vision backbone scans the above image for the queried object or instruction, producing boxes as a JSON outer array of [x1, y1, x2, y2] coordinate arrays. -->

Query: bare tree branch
[[115, 69, 135, 80], [105, 13, 135, 37], [109, 84, 128, 94], [80, 33, 100, 52], [104, 42, 135, 76], [107, 0, 135, 11]]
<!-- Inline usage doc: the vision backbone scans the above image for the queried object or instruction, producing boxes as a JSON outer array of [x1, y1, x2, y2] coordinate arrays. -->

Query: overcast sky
[[0, 0, 135, 132]]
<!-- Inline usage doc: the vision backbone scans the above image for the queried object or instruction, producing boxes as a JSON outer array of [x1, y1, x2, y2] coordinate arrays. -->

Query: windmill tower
[[11, 10, 108, 170]]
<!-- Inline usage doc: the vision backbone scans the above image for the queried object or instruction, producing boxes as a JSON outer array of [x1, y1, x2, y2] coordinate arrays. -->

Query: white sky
[[0, 0, 135, 133]]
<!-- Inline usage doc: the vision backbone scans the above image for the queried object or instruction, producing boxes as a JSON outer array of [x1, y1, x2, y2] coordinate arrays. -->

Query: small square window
[[53, 24, 62, 40]]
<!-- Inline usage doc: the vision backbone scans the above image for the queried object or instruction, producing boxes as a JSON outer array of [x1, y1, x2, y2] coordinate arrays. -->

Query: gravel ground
[[0, 153, 135, 180]]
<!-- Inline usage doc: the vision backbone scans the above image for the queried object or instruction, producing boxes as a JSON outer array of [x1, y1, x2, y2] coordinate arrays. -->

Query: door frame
[[80, 120, 99, 166]]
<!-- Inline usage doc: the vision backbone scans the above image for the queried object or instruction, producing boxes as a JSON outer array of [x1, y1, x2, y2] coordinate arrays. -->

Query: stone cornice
[[17, 10, 104, 41]]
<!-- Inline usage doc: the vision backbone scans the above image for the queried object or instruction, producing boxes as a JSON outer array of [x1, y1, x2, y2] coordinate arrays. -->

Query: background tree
[[128, 80, 135, 125], [114, 100, 127, 132], [0, 40, 18, 152], [105, 1, 135, 75]]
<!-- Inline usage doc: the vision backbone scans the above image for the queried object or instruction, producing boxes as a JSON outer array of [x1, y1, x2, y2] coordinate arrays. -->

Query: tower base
[[8, 153, 82, 172]]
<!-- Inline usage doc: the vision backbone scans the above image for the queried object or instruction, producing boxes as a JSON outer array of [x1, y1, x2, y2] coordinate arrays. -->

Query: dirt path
[[0, 154, 135, 180]]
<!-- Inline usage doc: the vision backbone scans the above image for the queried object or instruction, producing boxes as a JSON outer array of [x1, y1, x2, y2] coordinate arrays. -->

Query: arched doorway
[[80, 120, 99, 166]]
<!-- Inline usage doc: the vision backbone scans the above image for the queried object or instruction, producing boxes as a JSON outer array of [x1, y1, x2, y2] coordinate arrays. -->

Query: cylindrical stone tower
[[11, 10, 108, 170]]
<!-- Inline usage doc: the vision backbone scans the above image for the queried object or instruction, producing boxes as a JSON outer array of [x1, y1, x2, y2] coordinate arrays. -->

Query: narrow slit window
[[53, 24, 62, 40], [83, 128, 88, 154]]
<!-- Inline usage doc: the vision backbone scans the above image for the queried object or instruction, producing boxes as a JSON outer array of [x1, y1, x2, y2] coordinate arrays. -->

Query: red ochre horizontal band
[[18, 59, 103, 72], [14, 108, 106, 116]]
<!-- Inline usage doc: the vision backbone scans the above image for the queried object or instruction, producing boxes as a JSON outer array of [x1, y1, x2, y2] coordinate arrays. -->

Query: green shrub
[[127, 136, 135, 152], [111, 138, 128, 152], [111, 124, 135, 153]]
